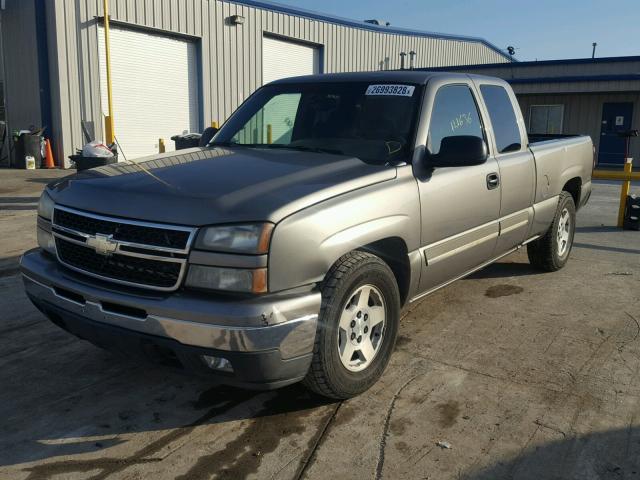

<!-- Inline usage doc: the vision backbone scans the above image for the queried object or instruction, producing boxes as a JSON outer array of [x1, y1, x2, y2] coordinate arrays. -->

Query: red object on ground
[[43, 138, 56, 168]]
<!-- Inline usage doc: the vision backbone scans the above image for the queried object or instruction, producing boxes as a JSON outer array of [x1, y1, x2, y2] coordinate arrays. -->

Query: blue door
[[598, 102, 634, 165]]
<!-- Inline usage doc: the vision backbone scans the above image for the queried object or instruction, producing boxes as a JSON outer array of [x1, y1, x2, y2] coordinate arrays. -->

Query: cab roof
[[270, 70, 499, 85]]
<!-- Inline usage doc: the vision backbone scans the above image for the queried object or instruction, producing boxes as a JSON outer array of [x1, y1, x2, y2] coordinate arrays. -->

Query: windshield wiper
[[252, 144, 345, 155], [209, 142, 345, 156]]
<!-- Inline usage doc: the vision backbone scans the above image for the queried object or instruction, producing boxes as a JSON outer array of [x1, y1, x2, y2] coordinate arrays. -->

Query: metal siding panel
[[215, 0, 225, 120], [134, 0, 144, 25], [186, 0, 195, 35], [201, 0, 212, 125], [241, 5, 251, 102], [247, 7, 256, 94], [62, 0, 82, 166], [126, 0, 135, 22]]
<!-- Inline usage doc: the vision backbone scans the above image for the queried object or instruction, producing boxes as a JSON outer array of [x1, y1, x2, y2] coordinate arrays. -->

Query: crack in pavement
[[375, 374, 422, 480], [294, 402, 342, 480]]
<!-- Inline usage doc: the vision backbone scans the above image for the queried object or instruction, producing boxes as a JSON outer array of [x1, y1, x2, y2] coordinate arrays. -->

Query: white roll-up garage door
[[98, 26, 199, 159], [263, 36, 320, 84]]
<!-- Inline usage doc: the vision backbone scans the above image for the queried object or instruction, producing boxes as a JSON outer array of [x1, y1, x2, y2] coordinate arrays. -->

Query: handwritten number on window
[[450, 112, 473, 133]]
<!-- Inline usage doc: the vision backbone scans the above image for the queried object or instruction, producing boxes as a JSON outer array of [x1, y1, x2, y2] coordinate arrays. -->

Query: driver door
[[415, 81, 501, 294]]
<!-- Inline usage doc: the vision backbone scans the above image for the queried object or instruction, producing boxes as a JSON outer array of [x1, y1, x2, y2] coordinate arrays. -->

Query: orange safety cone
[[43, 138, 56, 168]]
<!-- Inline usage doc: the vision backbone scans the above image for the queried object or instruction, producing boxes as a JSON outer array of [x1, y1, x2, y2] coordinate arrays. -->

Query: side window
[[480, 85, 522, 153], [427, 85, 484, 156]]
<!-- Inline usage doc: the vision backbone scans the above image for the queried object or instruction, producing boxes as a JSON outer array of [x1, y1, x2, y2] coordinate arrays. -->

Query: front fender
[[268, 167, 421, 292]]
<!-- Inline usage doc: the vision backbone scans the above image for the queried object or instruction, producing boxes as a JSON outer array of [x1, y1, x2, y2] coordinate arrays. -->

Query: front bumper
[[20, 249, 321, 389]]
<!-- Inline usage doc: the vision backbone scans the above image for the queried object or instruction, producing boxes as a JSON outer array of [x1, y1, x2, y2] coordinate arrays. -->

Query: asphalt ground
[[1, 168, 639, 480]]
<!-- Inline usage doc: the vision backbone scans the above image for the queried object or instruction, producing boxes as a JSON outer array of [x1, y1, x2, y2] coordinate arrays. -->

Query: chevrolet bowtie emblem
[[86, 233, 118, 256]]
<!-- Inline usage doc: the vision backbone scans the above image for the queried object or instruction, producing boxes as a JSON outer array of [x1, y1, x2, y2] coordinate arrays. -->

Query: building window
[[528, 105, 564, 134]]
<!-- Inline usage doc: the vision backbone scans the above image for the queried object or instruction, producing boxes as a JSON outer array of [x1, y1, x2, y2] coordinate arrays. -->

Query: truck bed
[[528, 133, 583, 144], [528, 134, 594, 206]]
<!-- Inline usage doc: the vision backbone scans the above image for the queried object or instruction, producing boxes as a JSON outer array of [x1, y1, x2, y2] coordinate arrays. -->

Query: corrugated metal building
[[0, 0, 510, 167], [431, 56, 640, 168]]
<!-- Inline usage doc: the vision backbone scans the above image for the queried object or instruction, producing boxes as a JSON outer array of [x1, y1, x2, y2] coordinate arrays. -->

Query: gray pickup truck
[[21, 71, 593, 399]]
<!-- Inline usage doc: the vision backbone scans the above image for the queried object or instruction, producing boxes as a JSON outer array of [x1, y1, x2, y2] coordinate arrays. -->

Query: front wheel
[[527, 191, 576, 272], [303, 251, 400, 399]]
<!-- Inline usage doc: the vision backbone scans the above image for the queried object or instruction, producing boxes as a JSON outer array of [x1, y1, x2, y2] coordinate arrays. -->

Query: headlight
[[38, 191, 55, 220], [37, 227, 56, 256], [195, 223, 273, 254], [186, 265, 267, 293]]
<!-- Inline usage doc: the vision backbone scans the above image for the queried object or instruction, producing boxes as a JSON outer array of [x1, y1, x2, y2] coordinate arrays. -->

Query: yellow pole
[[592, 169, 640, 181], [103, 0, 115, 144], [211, 121, 219, 129], [617, 158, 633, 228], [266, 124, 272, 144], [159, 138, 165, 154]]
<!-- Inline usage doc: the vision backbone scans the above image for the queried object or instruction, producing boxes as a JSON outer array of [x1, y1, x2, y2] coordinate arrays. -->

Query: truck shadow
[[463, 426, 640, 479], [467, 260, 543, 280], [0, 326, 336, 475], [574, 225, 620, 234]]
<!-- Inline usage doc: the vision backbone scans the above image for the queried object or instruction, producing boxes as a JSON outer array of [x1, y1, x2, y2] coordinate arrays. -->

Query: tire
[[527, 191, 576, 272], [623, 195, 640, 231], [303, 251, 400, 399]]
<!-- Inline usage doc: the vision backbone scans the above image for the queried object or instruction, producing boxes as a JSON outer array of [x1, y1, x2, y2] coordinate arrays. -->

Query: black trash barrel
[[14, 133, 43, 169], [171, 133, 202, 150], [69, 154, 118, 171]]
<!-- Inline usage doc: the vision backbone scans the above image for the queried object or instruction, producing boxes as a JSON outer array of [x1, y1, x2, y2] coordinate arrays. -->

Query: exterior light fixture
[[230, 14, 245, 25]]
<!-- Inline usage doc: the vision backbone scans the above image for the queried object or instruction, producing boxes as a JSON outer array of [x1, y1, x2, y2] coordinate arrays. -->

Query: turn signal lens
[[186, 265, 268, 293]]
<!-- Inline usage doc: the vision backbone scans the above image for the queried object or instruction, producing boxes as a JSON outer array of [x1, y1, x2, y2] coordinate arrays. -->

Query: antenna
[[592, 42, 598, 59]]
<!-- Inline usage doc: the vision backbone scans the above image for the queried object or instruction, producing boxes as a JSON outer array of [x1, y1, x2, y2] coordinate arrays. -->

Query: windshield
[[212, 82, 423, 164]]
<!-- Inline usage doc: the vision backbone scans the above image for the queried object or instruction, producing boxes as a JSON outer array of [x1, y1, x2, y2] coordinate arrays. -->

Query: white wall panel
[[263, 36, 319, 84]]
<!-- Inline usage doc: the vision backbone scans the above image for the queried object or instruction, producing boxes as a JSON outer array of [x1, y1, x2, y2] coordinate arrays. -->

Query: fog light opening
[[201, 355, 233, 373]]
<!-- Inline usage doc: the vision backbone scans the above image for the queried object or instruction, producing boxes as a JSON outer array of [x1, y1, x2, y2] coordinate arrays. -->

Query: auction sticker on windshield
[[366, 84, 415, 96]]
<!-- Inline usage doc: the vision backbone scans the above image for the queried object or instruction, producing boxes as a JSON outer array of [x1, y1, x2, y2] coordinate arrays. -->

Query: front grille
[[51, 206, 195, 291], [56, 238, 182, 289], [54, 208, 190, 250]]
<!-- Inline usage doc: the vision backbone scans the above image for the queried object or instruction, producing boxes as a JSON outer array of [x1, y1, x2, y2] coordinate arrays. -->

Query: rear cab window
[[479, 85, 522, 153]]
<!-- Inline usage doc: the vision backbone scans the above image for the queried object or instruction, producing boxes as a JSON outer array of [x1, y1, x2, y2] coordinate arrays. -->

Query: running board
[[408, 235, 540, 304]]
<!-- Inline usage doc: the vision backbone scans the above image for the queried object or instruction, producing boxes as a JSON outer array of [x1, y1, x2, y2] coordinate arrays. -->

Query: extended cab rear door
[[473, 79, 536, 254]]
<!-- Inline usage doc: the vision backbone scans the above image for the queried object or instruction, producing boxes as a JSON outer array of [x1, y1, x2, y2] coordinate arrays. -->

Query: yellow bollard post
[[211, 121, 219, 129], [103, 0, 115, 145], [617, 158, 633, 228], [159, 138, 165, 154], [267, 124, 272, 144]]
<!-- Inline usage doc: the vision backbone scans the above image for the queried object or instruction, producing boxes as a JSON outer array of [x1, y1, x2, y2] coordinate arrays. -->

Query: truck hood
[[47, 146, 397, 226]]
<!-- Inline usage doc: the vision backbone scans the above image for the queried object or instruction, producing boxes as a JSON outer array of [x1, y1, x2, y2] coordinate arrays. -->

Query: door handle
[[486, 172, 500, 190]]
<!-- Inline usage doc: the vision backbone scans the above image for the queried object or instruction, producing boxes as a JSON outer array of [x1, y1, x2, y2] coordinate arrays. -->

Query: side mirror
[[426, 135, 488, 168], [199, 126, 219, 147]]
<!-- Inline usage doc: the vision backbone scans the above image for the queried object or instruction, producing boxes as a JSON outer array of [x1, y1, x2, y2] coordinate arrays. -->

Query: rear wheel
[[303, 251, 400, 399], [527, 191, 576, 271]]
